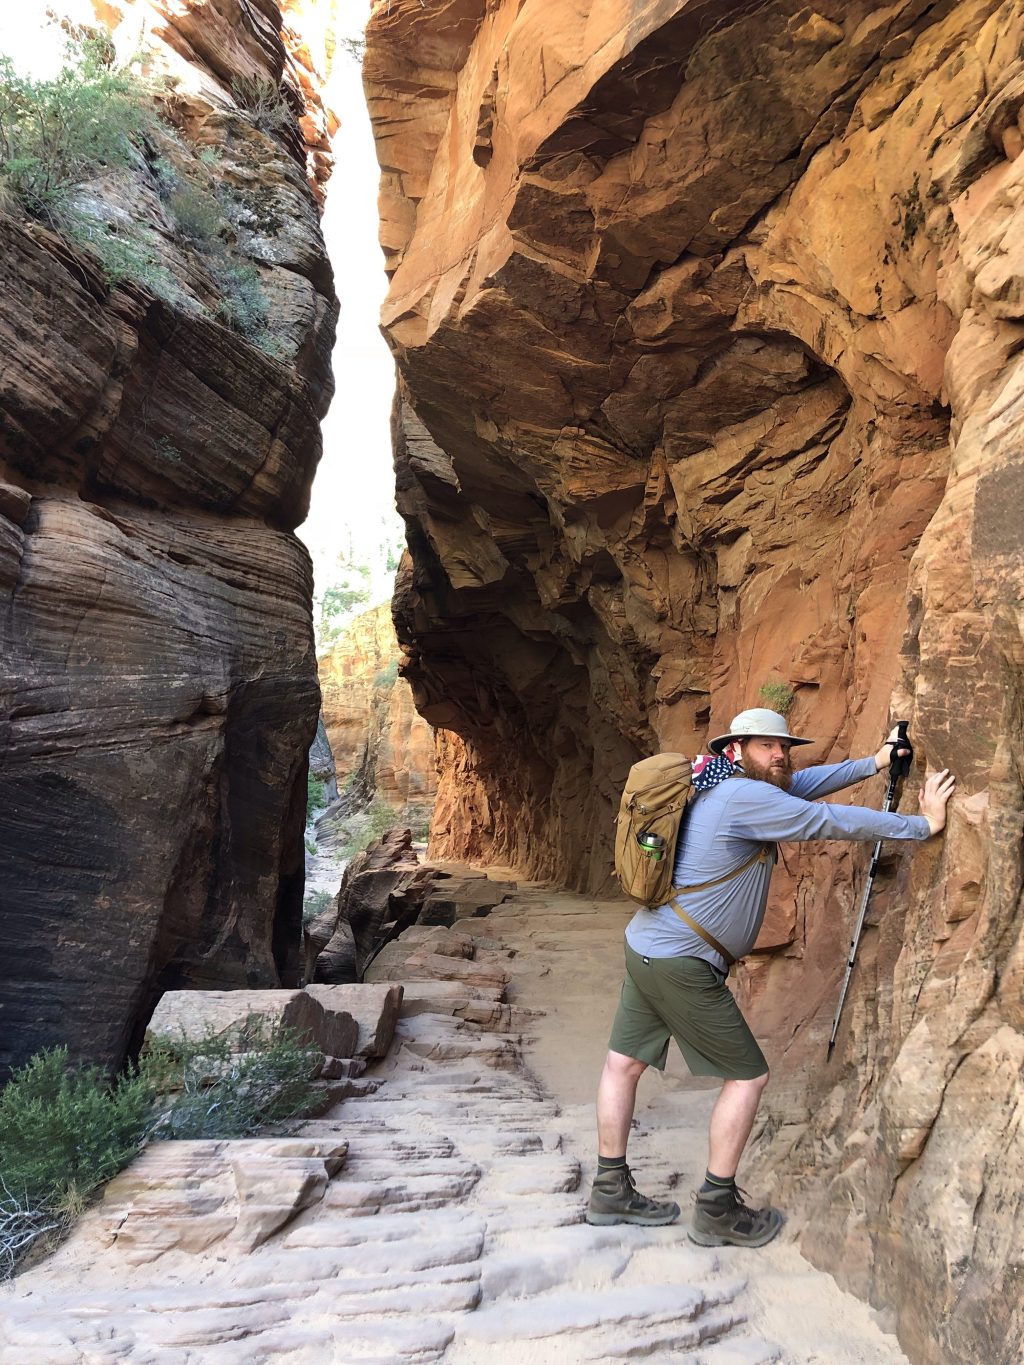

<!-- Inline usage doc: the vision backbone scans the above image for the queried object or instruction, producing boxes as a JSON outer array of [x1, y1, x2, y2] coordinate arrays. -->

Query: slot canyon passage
[[1, 1, 1024, 1364]]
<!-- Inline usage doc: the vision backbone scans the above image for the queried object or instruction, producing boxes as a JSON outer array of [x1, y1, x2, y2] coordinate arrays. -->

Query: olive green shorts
[[608, 943, 768, 1080]]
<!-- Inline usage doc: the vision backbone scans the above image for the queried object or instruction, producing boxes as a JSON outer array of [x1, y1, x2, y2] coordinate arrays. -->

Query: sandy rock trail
[[0, 873, 908, 1363]]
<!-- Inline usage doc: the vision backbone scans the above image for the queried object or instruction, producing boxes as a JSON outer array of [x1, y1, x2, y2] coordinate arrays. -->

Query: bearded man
[[586, 707, 956, 1247]]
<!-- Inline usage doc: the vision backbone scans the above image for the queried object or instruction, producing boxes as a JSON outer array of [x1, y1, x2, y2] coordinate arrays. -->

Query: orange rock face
[[319, 601, 437, 817], [367, 2, 1024, 1359], [0, 2, 337, 1080]]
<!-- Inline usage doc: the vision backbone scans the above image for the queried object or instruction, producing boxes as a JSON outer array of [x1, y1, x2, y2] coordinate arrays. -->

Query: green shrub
[[307, 773, 328, 817], [340, 796, 397, 862], [214, 259, 269, 336], [147, 1020, 320, 1140], [339, 37, 365, 63], [0, 35, 153, 221], [166, 184, 224, 247], [0, 1022, 323, 1278], [59, 211, 180, 298], [0, 1048, 153, 1211], [366, 797, 396, 843], [373, 660, 399, 692], [0, 36, 287, 356], [758, 680, 795, 716], [0, 1047, 155, 1276], [302, 889, 333, 925], [230, 74, 292, 134], [156, 436, 183, 464]]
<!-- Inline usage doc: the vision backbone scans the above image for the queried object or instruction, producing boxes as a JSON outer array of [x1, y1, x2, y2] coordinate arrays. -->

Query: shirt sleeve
[[725, 779, 931, 844], [788, 756, 879, 800]]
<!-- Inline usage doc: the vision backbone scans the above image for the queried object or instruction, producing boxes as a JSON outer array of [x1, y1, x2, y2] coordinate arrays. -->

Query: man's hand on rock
[[874, 726, 912, 772], [919, 769, 956, 835]]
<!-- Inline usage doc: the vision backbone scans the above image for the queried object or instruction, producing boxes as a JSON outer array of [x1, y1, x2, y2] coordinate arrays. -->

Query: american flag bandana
[[691, 753, 738, 792]]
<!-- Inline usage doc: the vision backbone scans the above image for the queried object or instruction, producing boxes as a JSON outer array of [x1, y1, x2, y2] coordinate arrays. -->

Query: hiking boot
[[585, 1165, 681, 1227], [687, 1184, 784, 1248]]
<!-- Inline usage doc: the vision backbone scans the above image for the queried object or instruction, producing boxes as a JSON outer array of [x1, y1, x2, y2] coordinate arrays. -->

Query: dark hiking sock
[[597, 1155, 628, 1172], [699, 1170, 736, 1197]]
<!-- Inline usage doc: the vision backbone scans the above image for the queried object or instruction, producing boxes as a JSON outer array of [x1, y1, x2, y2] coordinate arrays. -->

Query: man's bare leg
[[689, 1070, 782, 1247], [707, 1072, 770, 1177], [588, 1049, 679, 1225], [596, 1049, 647, 1155]]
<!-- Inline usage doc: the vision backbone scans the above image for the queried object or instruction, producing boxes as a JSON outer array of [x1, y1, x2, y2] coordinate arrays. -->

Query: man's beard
[[741, 753, 793, 791]]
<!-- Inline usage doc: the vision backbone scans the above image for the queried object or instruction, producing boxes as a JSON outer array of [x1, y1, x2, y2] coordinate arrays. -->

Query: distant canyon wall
[[0, 0, 339, 1079], [319, 599, 437, 820], [365, 2, 1024, 1361]]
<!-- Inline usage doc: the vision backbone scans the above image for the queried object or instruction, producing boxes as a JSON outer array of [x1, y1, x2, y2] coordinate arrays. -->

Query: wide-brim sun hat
[[709, 707, 815, 756]]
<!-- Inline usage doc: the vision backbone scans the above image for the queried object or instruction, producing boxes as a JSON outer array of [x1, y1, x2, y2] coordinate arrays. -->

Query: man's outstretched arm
[[788, 756, 878, 801], [789, 727, 917, 801], [728, 770, 955, 844]]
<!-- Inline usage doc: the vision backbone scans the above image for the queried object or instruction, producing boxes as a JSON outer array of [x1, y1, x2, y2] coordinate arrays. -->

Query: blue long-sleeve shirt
[[624, 757, 930, 969]]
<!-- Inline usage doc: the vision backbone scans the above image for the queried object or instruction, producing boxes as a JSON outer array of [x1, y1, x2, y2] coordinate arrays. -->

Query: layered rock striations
[[0, 1, 339, 1080], [366, 2, 1024, 1360]]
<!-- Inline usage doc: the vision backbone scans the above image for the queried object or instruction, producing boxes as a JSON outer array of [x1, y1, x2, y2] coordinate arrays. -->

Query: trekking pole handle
[[888, 719, 913, 782]]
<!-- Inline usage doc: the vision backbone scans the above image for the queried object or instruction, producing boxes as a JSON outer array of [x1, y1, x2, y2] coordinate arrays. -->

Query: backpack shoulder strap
[[668, 900, 737, 967], [668, 844, 771, 967]]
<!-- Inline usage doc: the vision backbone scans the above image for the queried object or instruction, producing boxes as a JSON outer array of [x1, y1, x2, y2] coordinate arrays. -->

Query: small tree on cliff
[[315, 553, 372, 647], [0, 30, 152, 223]]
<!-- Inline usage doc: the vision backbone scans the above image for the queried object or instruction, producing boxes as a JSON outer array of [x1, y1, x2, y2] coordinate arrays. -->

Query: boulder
[[304, 983, 405, 1060], [148, 988, 358, 1060], [419, 878, 517, 926]]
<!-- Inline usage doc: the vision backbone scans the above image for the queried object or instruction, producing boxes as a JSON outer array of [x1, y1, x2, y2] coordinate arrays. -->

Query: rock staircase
[[0, 872, 907, 1364]]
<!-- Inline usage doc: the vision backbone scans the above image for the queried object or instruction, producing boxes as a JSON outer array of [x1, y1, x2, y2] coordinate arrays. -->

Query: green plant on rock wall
[[302, 889, 333, 925], [372, 659, 399, 693], [757, 680, 795, 716], [58, 211, 185, 306], [165, 183, 225, 248], [307, 774, 328, 819], [0, 34, 153, 222], [339, 796, 397, 862], [0, 31, 283, 359], [213, 258, 270, 337], [338, 37, 365, 63], [230, 74, 293, 135]]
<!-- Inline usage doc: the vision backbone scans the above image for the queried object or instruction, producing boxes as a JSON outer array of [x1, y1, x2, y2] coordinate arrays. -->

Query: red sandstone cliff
[[365, 3, 1024, 1360], [0, 1, 338, 1079], [319, 600, 437, 825]]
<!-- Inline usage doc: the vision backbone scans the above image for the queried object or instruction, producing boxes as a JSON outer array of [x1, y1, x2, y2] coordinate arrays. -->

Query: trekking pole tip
[[826, 1038, 835, 1062]]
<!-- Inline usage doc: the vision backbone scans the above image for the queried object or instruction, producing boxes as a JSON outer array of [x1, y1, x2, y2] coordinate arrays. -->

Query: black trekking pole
[[826, 721, 913, 1061]]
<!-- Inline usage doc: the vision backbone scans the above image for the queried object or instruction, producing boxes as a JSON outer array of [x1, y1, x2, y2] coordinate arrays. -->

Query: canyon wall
[[365, 2, 1024, 1360], [319, 599, 437, 820], [0, 0, 338, 1079]]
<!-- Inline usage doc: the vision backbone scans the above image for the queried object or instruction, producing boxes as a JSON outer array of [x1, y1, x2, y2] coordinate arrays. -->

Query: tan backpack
[[613, 753, 693, 908]]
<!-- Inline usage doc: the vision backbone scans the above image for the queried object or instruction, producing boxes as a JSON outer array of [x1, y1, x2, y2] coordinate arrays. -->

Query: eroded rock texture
[[366, 3, 1024, 1360], [0, 2, 338, 1079]]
